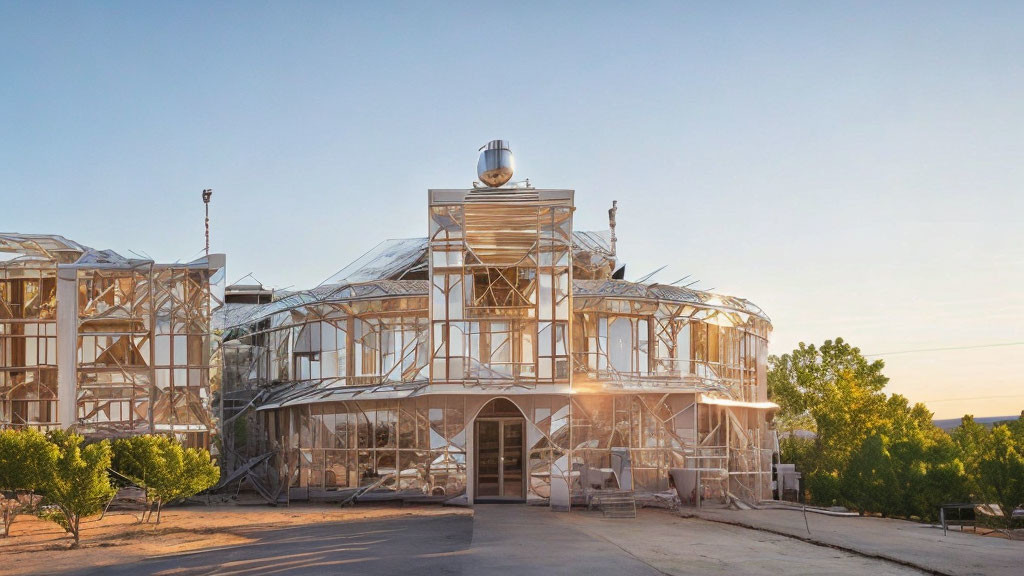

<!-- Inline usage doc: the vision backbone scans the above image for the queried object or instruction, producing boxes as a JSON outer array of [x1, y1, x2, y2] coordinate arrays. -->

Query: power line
[[864, 342, 1024, 357], [923, 394, 1024, 404]]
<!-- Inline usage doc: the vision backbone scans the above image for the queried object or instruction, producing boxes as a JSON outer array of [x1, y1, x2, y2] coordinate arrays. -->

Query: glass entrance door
[[476, 420, 501, 497], [475, 418, 525, 500], [501, 420, 523, 498]]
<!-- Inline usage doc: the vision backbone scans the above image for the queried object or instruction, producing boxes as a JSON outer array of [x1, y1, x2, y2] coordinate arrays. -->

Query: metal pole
[[202, 189, 213, 256], [608, 200, 618, 256], [725, 407, 730, 496], [696, 401, 701, 509], [756, 426, 762, 502]]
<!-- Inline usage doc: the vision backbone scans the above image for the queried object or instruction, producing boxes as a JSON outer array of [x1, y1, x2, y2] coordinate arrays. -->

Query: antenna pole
[[202, 189, 213, 256], [608, 200, 618, 256]]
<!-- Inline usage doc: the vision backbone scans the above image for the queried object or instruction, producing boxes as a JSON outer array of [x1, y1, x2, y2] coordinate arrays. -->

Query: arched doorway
[[474, 398, 526, 501]]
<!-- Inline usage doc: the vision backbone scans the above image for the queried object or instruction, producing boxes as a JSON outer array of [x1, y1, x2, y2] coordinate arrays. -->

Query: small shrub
[[0, 429, 57, 537], [112, 435, 219, 523], [43, 431, 116, 545]]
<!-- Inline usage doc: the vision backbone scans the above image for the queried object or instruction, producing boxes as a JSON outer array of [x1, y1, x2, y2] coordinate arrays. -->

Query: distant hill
[[933, 415, 1020, 432]]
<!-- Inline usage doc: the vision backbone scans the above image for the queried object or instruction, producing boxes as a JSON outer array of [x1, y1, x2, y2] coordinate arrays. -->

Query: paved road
[[696, 507, 1024, 576], [72, 505, 933, 576], [465, 504, 663, 575], [82, 513, 473, 576]]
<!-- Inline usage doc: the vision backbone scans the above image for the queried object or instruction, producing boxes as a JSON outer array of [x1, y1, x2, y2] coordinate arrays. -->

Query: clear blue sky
[[2, 2, 1022, 418]]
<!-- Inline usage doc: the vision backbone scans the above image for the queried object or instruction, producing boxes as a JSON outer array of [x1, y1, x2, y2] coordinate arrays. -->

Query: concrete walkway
[[693, 507, 1023, 576], [65, 505, 1021, 575], [464, 505, 662, 575], [472, 505, 923, 575]]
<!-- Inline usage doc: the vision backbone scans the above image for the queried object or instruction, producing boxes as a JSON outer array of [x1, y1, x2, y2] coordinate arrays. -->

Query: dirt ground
[[0, 503, 471, 576]]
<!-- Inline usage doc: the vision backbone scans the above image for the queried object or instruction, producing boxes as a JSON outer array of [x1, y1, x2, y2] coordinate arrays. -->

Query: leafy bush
[[957, 421, 1024, 530], [112, 435, 219, 523], [0, 429, 57, 537], [804, 470, 842, 508], [42, 431, 116, 545]]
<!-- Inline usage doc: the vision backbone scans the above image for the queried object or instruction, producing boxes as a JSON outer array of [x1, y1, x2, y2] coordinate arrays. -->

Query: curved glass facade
[[220, 186, 776, 508]]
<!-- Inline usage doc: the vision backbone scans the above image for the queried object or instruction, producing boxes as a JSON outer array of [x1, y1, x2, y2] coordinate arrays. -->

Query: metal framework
[[1, 161, 775, 510], [218, 184, 776, 508], [0, 233, 225, 447]]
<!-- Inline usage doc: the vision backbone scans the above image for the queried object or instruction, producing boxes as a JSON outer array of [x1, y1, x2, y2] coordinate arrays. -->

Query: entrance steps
[[591, 490, 636, 518]]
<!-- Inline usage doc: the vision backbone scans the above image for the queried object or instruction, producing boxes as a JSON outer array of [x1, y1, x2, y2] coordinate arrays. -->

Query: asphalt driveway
[[69, 505, 935, 576]]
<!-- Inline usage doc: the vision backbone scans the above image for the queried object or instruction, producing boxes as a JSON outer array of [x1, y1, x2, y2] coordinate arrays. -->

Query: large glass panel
[[429, 397, 446, 449], [375, 404, 396, 449], [676, 320, 691, 374], [608, 317, 632, 372], [502, 420, 524, 498], [476, 420, 500, 496], [446, 396, 466, 450], [325, 450, 351, 489]]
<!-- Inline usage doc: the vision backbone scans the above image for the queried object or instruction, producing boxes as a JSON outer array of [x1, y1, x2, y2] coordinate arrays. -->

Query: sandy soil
[[0, 503, 472, 576]]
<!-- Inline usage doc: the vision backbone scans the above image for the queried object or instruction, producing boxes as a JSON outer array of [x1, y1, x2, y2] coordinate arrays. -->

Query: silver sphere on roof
[[477, 140, 515, 187]]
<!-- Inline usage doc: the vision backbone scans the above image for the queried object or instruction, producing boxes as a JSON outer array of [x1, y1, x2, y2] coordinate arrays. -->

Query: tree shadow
[[69, 513, 473, 576]]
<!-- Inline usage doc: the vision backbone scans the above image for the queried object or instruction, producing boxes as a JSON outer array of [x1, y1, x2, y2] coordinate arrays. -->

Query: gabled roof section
[[572, 229, 616, 279], [216, 279, 430, 330], [0, 233, 92, 264], [319, 238, 428, 286], [0, 233, 222, 271], [573, 229, 613, 258], [317, 231, 617, 286]]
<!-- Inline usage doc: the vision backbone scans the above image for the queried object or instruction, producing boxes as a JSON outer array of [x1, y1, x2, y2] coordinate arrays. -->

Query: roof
[[575, 280, 770, 322], [217, 278, 769, 331], [313, 231, 616, 287], [214, 279, 430, 330], [255, 379, 779, 411], [0, 233, 119, 265], [573, 229, 613, 258], [319, 238, 428, 285], [0, 233, 222, 270], [255, 380, 426, 410]]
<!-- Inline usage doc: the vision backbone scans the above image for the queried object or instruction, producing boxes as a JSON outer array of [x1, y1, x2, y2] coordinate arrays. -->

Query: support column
[[55, 266, 77, 430], [466, 416, 475, 506], [695, 401, 701, 509], [549, 396, 571, 511], [550, 451, 571, 511]]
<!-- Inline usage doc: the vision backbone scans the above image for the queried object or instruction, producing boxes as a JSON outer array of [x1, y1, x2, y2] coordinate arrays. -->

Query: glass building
[[218, 143, 777, 509], [0, 234, 225, 447]]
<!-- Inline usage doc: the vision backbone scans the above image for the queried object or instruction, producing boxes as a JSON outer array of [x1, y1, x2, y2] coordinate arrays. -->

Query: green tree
[[770, 338, 966, 519], [112, 435, 219, 524], [951, 415, 989, 499], [1005, 411, 1024, 447], [0, 429, 57, 537], [976, 425, 1024, 529], [768, 338, 889, 419], [871, 395, 968, 520], [112, 435, 166, 521], [912, 431, 968, 521], [41, 431, 116, 545], [175, 447, 220, 506], [769, 338, 890, 505], [841, 433, 895, 515]]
